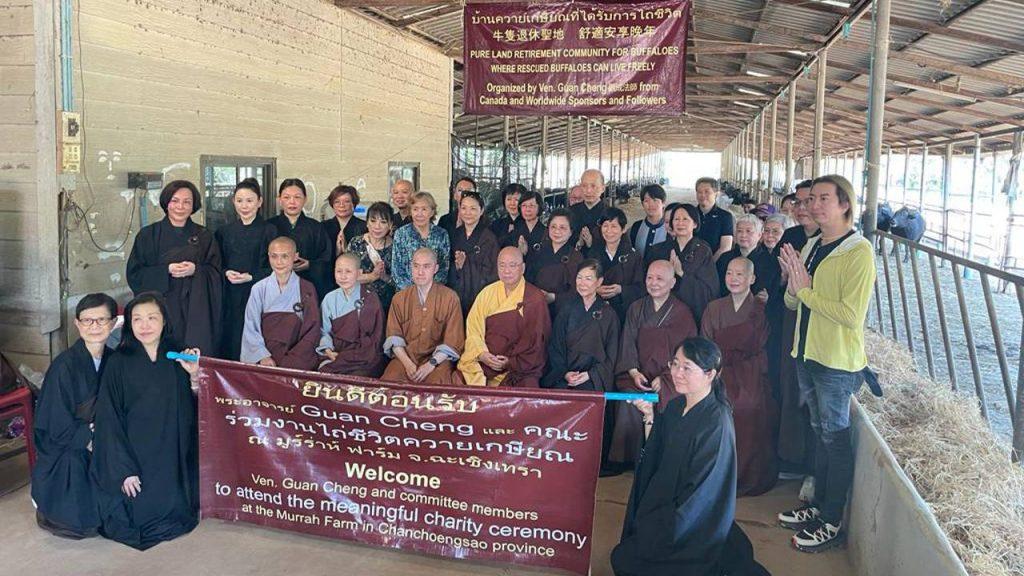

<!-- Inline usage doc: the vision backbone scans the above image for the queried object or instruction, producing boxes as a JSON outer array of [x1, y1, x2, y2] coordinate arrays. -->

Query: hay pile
[[860, 331, 1024, 576]]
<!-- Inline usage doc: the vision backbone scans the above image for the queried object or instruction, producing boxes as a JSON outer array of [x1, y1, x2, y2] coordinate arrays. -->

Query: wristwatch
[[429, 356, 441, 367]]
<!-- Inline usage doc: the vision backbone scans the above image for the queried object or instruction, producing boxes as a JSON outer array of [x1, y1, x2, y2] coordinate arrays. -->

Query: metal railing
[[868, 231, 1024, 460]]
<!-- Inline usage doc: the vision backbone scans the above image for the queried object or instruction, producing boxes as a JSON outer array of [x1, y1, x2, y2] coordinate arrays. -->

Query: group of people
[[30, 167, 876, 575]]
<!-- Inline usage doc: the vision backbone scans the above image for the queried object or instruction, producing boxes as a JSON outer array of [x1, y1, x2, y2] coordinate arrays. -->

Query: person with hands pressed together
[[239, 237, 321, 370], [776, 175, 876, 553], [347, 201, 396, 314], [448, 191, 498, 317], [382, 248, 465, 385], [525, 208, 583, 318], [644, 204, 719, 322], [91, 292, 200, 550], [716, 213, 780, 300], [317, 253, 385, 376], [127, 180, 222, 356], [267, 178, 333, 300], [458, 247, 551, 388], [570, 169, 609, 250]]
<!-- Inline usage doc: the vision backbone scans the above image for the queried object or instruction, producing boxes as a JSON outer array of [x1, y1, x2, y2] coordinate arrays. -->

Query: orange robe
[[382, 283, 465, 385]]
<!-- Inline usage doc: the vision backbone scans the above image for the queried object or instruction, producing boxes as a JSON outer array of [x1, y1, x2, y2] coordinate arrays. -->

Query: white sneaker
[[792, 519, 843, 552]]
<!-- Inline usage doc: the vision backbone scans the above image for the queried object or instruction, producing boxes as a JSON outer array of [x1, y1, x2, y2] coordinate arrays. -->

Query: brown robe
[[262, 279, 321, 371], [319, 291, 386, 377], [609, 294, 698, 465], [702, 293, 778, 497], [481, 283, 551, 387], [382, 283, 465, 386], [448, 224, 499, 316]]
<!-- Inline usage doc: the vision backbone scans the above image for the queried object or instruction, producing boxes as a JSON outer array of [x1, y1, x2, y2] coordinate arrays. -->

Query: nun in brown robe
[[381, 248, 465, 386], [702, 258, 778, 497], [610, 260, 698, 466], [317, 254, 385, 377], [447, 192, 498, 317], [525, 209, 583, 318], [644, 204, 719, 323]]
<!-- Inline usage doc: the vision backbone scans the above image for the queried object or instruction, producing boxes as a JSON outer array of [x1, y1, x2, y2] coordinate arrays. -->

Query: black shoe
[[777, 504, 820, 530], [791, 519, 843, 553]]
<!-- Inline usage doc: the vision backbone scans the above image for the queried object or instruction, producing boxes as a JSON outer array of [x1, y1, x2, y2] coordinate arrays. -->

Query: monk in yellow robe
[[459, 247, 551, 387]]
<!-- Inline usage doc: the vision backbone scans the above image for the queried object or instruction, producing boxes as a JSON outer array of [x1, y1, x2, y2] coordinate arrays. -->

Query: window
[[388, 161, 420, 191], [200, 156, 277, 233]]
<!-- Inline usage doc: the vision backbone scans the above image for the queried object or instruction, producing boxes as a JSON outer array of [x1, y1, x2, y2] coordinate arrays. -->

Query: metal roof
[[347, 0, 1024, 156]]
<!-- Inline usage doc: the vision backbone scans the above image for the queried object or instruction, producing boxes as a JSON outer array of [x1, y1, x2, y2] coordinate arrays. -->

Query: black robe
[[126, 218, 223, 356], [588, 239, 645, 323], [541, 296, 619, 392], [525, 239, 583, 318], [215, 216, 276, 360], [644, 238, 719, 323], [268, 213, 333, 301], [488, 214, 520, 246], [392, 211, 412, 230], [447, 224, 499, 316], [716, 243, 781, 298], [31, 340, 112, 538], [502, 218, 547, 252], [569, 201, 607, 244], [612, 394, 736, 576], [322, 216, 368, 263], [90, 343, 198, 550]]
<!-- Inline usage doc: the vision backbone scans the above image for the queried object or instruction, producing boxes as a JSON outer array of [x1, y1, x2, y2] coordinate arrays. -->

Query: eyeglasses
[[668, 359, 710, 374], [77, 317, 114, 327]]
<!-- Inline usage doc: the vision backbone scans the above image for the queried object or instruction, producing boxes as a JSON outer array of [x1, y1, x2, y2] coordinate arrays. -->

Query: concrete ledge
[[847, 398, 968, 576]]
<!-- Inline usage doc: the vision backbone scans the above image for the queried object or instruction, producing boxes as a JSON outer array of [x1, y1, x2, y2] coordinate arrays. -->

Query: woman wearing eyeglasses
[[31, 293, 118, 539], [613, 337, 768, 576]]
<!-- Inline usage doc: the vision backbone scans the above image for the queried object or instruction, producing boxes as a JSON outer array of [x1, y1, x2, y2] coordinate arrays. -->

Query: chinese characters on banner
[[197, 358, 605, 575], [463, 0, 692, 115]]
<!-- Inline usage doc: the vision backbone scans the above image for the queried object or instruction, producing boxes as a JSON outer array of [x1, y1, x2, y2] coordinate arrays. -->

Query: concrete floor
[[0, 451, 851, 576]]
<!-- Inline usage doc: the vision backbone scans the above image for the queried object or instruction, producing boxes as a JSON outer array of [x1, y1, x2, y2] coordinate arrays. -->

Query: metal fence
[[868, 230, 1024, 460]]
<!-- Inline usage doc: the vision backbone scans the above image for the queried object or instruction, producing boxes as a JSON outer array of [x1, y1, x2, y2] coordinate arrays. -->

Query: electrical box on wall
[[60, 111, 83, 173], [127, 172, 163, 190]]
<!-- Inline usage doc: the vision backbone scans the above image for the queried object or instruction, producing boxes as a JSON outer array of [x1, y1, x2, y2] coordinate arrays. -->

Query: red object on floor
[[0, 387, 34, 468]]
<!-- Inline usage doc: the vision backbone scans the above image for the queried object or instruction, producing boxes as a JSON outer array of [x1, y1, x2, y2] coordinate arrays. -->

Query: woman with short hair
[[391, 191, 451, 290]]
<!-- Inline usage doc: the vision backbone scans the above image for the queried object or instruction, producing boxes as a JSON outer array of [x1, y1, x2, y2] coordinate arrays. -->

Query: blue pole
[[603, 392, 659, 403], [167, 352, 199, 362]]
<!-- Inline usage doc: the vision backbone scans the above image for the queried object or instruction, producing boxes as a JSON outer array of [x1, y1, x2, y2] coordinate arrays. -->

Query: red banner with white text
[[463, 0, 691, 115], [197, 359, 605, 575]]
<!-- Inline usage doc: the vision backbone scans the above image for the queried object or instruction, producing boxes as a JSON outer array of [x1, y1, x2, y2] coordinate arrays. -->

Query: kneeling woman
[[613, 337, 746, 576], [91, 292, 201, 550]]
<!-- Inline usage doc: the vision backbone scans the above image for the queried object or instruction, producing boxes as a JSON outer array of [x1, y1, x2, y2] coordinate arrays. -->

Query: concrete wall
[[0, 0, 453, 367], [0, 0, 51, 372], [848, 399, 968, 576]]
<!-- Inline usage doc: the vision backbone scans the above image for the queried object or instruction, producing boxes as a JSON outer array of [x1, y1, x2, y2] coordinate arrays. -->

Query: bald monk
[[702, 257, 778, 496], [459, 247, 552, 387], [382, 247, 465, 385], [609, 260, 698, 467], [317, 253, 385, 376], [240, 236, 321, 370]]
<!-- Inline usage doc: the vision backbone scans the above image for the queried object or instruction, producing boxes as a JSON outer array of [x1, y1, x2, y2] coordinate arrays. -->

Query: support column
[[902, 147, 910, 205], [942, 143, 952, 254], [758, 112, 765, 200], [863, 0, 891, 240], [785, 83, 796, 192], [769, 100, 778, 198], [884, 145, 892, 202], [584, 120, 591, 169], [920, 144, 929, 208], [968, 134, 981, 264], [565, 116, 573, 190], [540, 116, 549, 195], [813, 49, 827, 178]]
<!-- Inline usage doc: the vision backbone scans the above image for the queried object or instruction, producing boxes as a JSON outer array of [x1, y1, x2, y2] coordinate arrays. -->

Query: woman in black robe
[[644, 204, 719, 323], [91, 292, 201, 550], [447, 191, 498, 316], [214, 178, 275, 360], [321, 184, 368, 263], [503, 190, 547, 253], [588, 207, 645, 323], [525, 208, 583, 318], [613, 337, 768, 576], [32, 293, 117, 539], [488, 183, 525, 246], [126, 180, 223, 356], [268, 178, 333, 301]]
